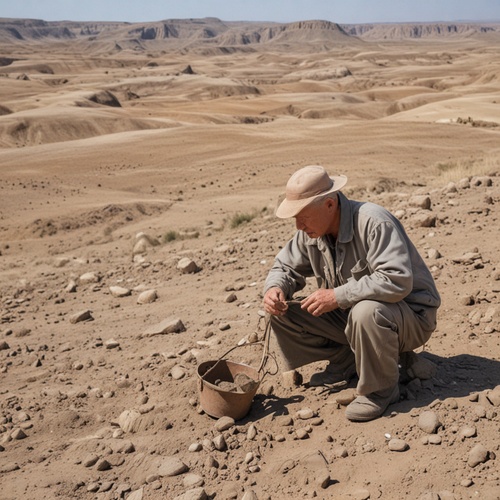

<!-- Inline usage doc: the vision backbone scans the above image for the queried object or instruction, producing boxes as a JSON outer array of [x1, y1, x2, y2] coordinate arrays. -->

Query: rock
[[233, 372, 258, 393], [459, 426, 477, 439], [418, 411, 441, 434], [65, 280, 77, 293], [213, 434, 227, 451], [412, 213, 436, 228], [69, 310, 93, 324], [388, 438, 408, 451], [296, 408, 315, 420], [0, 341, 9, 350], [117, 410, 142, 433], [105, 339, 120, 349], [173, 487, 207, 500], [96, 458, 112, 471], [224, 292, 237, 303], [137, 289, 158, 304], [282, 369, 302, 388], [242, 491, 259, 500], [183, 473, 205, 488], [427, 248, 441, 259], [11, 428, 27, 440], [157, 456, 189, 477], [486, 386, 500, 406], [214, 416, 235, 432], [83, 454, 99, 467], [142, 318, 186, 337], [400, 352, 437, 380], [171, 365, 186, 380], [109, 286, 131, 297], [352, 489, 371, 500], [79, 272, 100, 284], [409, 195, 431, 210], [0, 462, 20, 473], [177, 257, 198, 274], [467, 443, 489, 467], [99, 481, 114, 492], [126, 488, 144, 500]]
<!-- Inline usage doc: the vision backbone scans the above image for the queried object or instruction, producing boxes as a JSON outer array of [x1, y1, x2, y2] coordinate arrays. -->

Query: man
[[263, 165, 440, 422]]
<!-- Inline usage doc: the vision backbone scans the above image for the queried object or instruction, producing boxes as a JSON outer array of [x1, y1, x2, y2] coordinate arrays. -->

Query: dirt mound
[[27, 202, 172, 238]]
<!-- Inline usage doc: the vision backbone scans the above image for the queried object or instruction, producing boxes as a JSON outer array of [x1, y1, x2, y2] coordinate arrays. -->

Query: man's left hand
[[301, 289, 339, 316]]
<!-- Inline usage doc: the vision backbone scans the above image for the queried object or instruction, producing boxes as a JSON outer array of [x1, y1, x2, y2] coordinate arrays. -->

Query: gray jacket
[[264, 192, 441, 317]]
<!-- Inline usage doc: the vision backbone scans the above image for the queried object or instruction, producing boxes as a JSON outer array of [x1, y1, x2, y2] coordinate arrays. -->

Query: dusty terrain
[[0, 17, 500, 500]]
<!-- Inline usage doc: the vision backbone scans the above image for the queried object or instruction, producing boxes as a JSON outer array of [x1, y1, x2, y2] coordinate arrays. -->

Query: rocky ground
[[1, 170, 499, 500]]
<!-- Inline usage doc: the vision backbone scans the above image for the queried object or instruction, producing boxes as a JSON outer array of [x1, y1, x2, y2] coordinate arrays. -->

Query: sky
[[2, 0, 500, 24]]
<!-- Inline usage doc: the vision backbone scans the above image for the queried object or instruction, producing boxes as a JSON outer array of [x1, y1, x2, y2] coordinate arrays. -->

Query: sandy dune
[[1, 17, 500, 500]]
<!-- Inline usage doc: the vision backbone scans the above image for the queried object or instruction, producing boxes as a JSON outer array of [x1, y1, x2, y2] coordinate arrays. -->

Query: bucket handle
[[200, 314, 277, 382]]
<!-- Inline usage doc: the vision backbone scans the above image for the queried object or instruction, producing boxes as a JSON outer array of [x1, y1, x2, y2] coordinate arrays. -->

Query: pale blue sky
[[2, 0, 500, 24]]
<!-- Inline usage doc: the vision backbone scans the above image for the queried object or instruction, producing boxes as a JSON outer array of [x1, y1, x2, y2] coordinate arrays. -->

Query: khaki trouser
[[270, 299, 436, 395]]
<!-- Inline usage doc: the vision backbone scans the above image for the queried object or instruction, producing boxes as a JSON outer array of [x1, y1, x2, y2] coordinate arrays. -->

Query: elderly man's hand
[[263, 287, 289, 316], [301, 289, 338, 316]]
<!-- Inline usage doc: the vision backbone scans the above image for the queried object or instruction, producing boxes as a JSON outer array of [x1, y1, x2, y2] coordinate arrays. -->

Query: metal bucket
[[197, 359, 261, 420], [197, 317, 275, 420]]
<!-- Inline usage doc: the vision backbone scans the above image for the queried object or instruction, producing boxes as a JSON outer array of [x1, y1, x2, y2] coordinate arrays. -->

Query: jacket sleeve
[[264, 233, 313, 299], [334, 220, 414, 309]]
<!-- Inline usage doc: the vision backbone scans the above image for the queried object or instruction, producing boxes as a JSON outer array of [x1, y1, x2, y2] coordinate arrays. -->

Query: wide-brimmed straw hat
[[276, 165, 347, 219]]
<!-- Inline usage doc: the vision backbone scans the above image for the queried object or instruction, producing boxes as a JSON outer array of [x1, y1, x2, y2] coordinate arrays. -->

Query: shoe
[[345, 384, 400, 422], [309, 362, 357, 388]]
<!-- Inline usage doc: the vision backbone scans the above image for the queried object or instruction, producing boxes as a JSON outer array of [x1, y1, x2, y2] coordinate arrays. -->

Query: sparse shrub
[[434, 156, 499, 183], [230, 212, 256, 228], [163, 230, 179, 243]]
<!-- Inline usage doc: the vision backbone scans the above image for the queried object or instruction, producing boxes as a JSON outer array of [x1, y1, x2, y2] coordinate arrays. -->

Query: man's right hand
[[263, 287, 289, 316]]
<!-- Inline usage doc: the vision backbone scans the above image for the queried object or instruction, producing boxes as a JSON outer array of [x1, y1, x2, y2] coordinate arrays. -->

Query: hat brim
[[275, 175, 347, 219]]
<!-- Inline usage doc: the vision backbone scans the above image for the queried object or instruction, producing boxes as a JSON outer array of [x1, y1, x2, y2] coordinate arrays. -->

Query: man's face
[[294, 198, 336, 238]]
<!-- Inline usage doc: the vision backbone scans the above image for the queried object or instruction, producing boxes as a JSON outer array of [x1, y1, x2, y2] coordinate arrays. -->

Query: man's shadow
[[243, 351, 500, 421], [394, 351, 500, 412]]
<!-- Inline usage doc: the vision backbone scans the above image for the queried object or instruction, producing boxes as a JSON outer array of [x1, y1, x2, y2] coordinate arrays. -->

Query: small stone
[[142, 318, 186, 337], [83, 454, 99, 467], [69, 310, 93, 324], [418, 411, 441, 434], [214, 416, 235, 432], [11, 428, 27, 440], [428, 434, 442, 445], [213, 434, 226, 451], [459, 426, 477, 439], [247, 424, 257, 440], [109, 286, 131, 298], [468, 443, 489, 468], [225, 293, 237, 303], [189, 443, 202, 452], [316, 471, 331, 489], [0, 341, 9, 351], [241, 491, 259, 500], [282, 369, 302, 388], [296, 407, 315, 420], [137, 289, 157, 304], [158, 456, 189, 477], [409, 195, 431, 210], [352, 488, 371, 500], [183, 473, 205, 488], [96, 458, 112, 471], [99, 481, 114, 492], [105, 339, 120, 349], [171, 365, 186, 380], [295, 428, 309, 439], [173, 487, 207, 500], [177, 257, 198, 274], [486, 387, 500, 407], [79, 272, 100, 284], [388, 438, 408, 451]]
